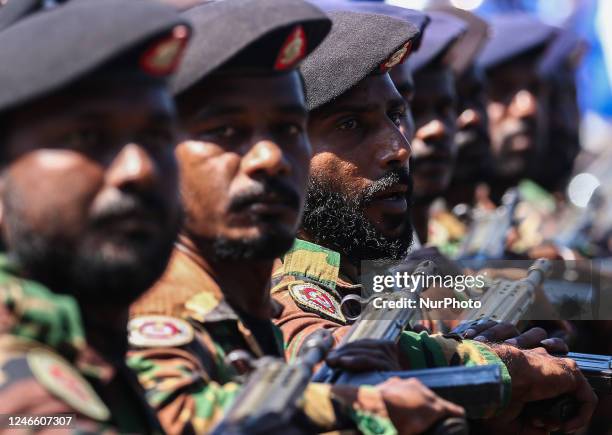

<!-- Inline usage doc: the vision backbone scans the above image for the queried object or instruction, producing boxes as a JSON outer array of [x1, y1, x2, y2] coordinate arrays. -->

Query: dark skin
[[445, 65, 494, 208], [486, 52, 549, 203], [0, 78, 181, 358], [391, 60, 457, 243], [176, 71, 309, 320], [306, 73, 412, 281]]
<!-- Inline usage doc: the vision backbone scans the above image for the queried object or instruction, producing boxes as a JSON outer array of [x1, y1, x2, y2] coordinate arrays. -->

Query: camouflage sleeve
[[272, 284, 350, 362], [126, 344, 240, 434], [398, 331, 512, 413], [0, 350, 119, 434], [302, 383, 397, 435]]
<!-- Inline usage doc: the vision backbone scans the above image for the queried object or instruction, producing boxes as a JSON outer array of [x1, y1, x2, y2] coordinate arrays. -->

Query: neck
[[412, 202, 430, 244], [79, 302, 129, 361], [177, 234, 274, 319]]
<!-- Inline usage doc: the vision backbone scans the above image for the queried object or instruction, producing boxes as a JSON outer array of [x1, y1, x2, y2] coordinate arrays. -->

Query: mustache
[[361, 167, 412, 204], [228, 178, 301, 212], [90, 192, 168, 225]]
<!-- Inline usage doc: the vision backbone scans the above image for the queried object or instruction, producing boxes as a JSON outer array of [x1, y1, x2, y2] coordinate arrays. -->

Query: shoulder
[[278, 239, 341, 290], [272, 278, 346, 324], [0, 340, 110, 422]]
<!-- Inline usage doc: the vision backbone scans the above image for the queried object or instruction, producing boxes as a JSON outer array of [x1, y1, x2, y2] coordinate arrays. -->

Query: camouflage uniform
[[128, 246, 397, 434], [0, 255, 162, 434], [271, 239, 512, 416]]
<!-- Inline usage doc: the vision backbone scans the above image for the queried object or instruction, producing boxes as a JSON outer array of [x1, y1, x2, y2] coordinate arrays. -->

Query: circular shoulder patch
[[27, 350, 110, 421], [288, 282, 345, 323], [128, 315, 194, 348]]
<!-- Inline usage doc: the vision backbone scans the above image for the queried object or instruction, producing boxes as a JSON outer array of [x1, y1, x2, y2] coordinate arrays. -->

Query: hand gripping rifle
[[450, 259, 612, 420], [211, 329, 334, 435]]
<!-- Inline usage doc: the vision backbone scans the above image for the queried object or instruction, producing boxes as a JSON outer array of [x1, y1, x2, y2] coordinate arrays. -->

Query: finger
[[562, 379, 598, 432], [435, 397, 466, 417], [473, 323, 520, 342], [505, 327, 548, 349], [327, 351, 398, 371], [461, 320, 498, 339], [539, 338, 569, 354]]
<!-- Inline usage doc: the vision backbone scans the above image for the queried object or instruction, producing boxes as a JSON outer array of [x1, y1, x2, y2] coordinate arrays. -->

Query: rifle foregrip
[[424, 417, 469, 435]]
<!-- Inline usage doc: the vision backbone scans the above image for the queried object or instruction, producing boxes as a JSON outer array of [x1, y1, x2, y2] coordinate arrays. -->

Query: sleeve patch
[[27, 349, 110, 421], [128, 315, 194, 348], [288, 282, 345, 323]]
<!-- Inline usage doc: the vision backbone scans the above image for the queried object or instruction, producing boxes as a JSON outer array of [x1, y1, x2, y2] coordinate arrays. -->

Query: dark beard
[[301, 168, 414, 263], [3, 190, 180, 305]]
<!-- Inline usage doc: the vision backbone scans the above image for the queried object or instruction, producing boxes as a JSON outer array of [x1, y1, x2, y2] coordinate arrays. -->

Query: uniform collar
[[279, 238, 341, 290]]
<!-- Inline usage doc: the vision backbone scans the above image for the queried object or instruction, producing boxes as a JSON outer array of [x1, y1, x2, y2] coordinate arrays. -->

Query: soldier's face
[[453, 65, 493, 183], [410, 63, 458, 200], [176, 71, 309, 260], [0, 78, 181, 304], [304, 73, 414, 262], [486, 55, 549, 180]]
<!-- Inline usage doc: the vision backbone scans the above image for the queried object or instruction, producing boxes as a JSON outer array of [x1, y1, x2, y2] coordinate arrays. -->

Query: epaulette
[[128, 315, 195, 348]]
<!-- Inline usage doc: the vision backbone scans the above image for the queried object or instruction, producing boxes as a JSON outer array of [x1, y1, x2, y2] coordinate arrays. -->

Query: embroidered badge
[[288, 282, 345, 323], [140, 24, 189, 76], [274, 25, 307, 71], [128, 315, 194, 348], [380, 40, 413, 72], [27, 350, 111, 421]]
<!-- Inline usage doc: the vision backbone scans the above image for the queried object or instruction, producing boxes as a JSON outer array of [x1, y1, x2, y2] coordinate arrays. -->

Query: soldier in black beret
[[0, 0, 190, 431], [478, 13, 557, 203], [390, 11, 467, 245]]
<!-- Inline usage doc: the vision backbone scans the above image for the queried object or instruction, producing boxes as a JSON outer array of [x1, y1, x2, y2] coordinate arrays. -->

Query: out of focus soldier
[[0, 0, 190, 431]]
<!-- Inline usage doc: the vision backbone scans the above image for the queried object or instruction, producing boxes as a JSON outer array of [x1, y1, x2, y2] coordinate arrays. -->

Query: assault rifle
[[450, 259, 612, 419], [455, 188, 520, 263], [211, 329, 334, 435], [452, 258, 552, 335]]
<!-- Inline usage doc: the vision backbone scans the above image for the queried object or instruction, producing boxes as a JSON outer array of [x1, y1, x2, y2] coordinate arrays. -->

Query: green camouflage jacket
[[271, 239, 512, 416], [0, 255, 162, 434], [127, 246, 397, 435]]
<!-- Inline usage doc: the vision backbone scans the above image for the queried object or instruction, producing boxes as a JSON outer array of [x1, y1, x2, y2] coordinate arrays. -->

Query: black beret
[[477, 13, 557, 70], [409, 11, 467, 73], [300, 10, 420, 110], [173, 0, 331, 96], [309, 0, 429, 50], [0, 0, 190, 113], [429, 6, 489, 75], [538, 28, 586, 79]]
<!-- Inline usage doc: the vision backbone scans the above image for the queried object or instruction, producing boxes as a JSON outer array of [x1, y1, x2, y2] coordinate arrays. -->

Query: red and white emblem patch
[[128, 315, 194, 348], [380, 40, 413, 72], [140, 24, 190, 77], [274, 25, 307, 71], [288, 282, 345, 323]]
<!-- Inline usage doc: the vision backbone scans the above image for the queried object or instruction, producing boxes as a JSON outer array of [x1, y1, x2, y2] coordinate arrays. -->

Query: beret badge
[[140, 24, 190, 76], [380, 40, 412, 72], [274, 24, 307, 71]]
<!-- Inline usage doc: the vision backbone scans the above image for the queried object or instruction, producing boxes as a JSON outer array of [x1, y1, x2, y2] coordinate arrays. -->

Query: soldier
[[0, 0, 190, 432], [389, 11, 467, 245], [478, 13, 557, 204], [270, 4, 597, 434], [127, 1, 465, 434]]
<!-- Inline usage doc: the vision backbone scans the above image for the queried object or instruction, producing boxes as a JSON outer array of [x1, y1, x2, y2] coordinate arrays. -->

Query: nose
[[457, 108, 482, 130], [375, 127, 411, 170], [415, 119, 447, 143], [106, 143, 157, 191], [242, 139, 291, 178], [508, 89, 537, 120]]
